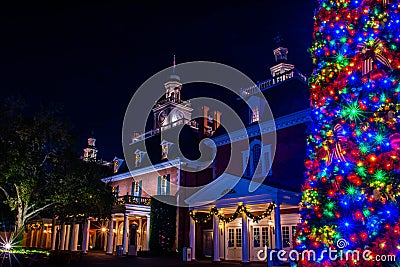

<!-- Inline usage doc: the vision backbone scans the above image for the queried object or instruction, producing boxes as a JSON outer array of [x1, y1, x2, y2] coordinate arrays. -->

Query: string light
[[190, 202, 276, 224]]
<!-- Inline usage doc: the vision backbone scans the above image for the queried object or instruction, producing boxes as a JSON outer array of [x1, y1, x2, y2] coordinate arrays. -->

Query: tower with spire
[[269, 35, 295, 77], [83, 132, 98, 162], [152, 56, 193, 130]]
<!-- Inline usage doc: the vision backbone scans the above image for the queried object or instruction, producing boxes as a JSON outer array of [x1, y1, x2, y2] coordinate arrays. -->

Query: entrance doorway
[[226, 227, 242, 260], [202, 230, 213, 257], [250, 226, 271, 261]]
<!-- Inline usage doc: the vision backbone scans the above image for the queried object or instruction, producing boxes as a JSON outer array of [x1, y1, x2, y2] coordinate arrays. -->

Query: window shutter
[[139, 180, 142, 197], [157, 176, 161, 195], [166, 174, 170, 195], [131, 182, 135, 196]]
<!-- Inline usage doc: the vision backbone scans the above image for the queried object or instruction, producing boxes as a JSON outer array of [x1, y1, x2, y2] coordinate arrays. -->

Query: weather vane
[[273, 33, 283, 46]]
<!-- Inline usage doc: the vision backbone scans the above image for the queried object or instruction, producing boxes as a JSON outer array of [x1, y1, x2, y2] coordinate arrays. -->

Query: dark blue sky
[[0, 1, 317, 160]]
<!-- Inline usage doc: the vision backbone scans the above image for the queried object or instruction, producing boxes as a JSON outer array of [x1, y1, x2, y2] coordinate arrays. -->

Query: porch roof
[[184, 174, 301, 209]]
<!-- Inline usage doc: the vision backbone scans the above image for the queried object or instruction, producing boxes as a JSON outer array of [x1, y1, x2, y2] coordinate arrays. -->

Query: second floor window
[[158, 174, 170, 195], [252, 144, 261, 175], [112, 185, 119, 197], [131, 181, 141, 197], [242, 141, 272, 178], [160, 176, 167, 195]]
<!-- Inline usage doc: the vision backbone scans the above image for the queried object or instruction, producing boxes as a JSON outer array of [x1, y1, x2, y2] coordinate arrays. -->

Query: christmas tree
[[296, 0, 400, 266]]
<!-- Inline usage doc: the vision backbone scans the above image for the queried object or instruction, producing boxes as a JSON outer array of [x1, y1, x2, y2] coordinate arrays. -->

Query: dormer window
[[160, 140, 173, 160], [113, 157, 125, 173], [135, 154, 141, 167], [134, 149, 147, 168], [251, 105, 260, 123]]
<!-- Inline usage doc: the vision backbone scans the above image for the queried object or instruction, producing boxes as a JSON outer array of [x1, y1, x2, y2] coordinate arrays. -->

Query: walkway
[[44, 251, 281, 267]]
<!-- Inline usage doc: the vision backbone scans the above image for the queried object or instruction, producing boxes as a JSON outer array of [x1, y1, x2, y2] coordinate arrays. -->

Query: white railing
[[240, 69, 307, 97]]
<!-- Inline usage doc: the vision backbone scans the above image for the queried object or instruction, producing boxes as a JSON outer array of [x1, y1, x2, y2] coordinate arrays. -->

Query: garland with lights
[[296, 0, 400, 266], [189, 202, 276, 224]]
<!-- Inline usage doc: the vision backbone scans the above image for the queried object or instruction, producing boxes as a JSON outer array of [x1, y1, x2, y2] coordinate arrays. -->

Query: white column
[[189, 216, 196, 260], [39, 227, 44, 248], [65, 225, 71, 250], [146, 215, 150, 251], [274, 204, 282, 250], [59, 222, 66, 250], [122, 213, 129, 254], [213, 214, 220, 262], [51, 218, 57, 250], [30, 230, 35, 247], [241, 213, 249, 263], [138, 217, 142, 250], [82, 219, 90, 254], [106, 216, 115, 255], [69, 220, 77, 251], [73, 223, 79, 251]]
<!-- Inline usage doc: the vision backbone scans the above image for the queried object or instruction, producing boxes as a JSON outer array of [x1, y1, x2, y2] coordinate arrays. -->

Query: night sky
[[0, 1, 317, 160]]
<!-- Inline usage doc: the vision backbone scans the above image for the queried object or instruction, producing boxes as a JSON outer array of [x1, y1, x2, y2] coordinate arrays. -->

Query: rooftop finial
[[173, 54, 176, 73], [273, 33, 284, 47]]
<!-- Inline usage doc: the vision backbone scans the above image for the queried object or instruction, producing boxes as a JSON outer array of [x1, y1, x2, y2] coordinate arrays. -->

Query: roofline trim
[[101, 158, 181, 183], [206, 108, 311, 147]]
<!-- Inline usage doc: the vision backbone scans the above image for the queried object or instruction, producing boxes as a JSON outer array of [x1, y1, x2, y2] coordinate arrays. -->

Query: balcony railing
[[115, 195, 151, 206], [240, 69, 307, 98], [130, 118, 199, 145]]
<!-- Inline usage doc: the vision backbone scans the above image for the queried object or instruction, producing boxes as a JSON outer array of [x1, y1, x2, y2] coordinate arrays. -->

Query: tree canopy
[[0, 97, 113, 235]]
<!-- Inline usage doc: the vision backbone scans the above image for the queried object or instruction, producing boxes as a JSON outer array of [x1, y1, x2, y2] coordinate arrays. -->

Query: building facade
[[102, 44, 310, 263], [22, 44, 310, 264]]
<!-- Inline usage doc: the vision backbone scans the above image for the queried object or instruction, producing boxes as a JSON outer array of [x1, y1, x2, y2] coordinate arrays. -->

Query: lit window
[[135, 153, 141, 167], [161, 175, 167, 195], [282, 226, 290, 248], [112, 185, 119, 197], [262, 227, 269, 247], [236, 228, 242, 247], [253, 227, 261, 248], [132, 181, 140, 197], [228, 229, 234, 247], [251, 105, 260, 123], [134, 150, 146, 167], [160, 140, 173, 160], [162, 145, 169, 159]]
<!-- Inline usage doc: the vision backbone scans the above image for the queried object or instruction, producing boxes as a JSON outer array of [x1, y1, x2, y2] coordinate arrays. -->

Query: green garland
[[189, 202, 276, 224]]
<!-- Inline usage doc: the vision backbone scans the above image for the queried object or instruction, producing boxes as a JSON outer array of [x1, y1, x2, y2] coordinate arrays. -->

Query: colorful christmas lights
[[297, 0, 400, 266]]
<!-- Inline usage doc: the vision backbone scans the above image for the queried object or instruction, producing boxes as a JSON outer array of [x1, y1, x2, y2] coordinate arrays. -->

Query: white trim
[[205, 108, 311, 147], [101, 158, 181, 183]]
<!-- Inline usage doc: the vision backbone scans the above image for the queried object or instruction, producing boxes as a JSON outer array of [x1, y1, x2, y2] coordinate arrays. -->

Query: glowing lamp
[[4, 242, 11, 250]]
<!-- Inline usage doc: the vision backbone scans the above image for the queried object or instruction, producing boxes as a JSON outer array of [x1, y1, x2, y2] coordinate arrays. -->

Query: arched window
[[242, 141, 272, 178]]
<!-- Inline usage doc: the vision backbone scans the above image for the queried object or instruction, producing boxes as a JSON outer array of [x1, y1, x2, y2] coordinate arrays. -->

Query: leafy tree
[[0, 98, 73, 235], [49, 155, 114, 220], [149, 196, 176, 254], [0, 97, 113, 238]]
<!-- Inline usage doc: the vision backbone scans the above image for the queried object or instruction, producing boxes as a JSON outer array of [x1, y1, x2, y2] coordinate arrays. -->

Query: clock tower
[[152, 72, 193, 130]]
